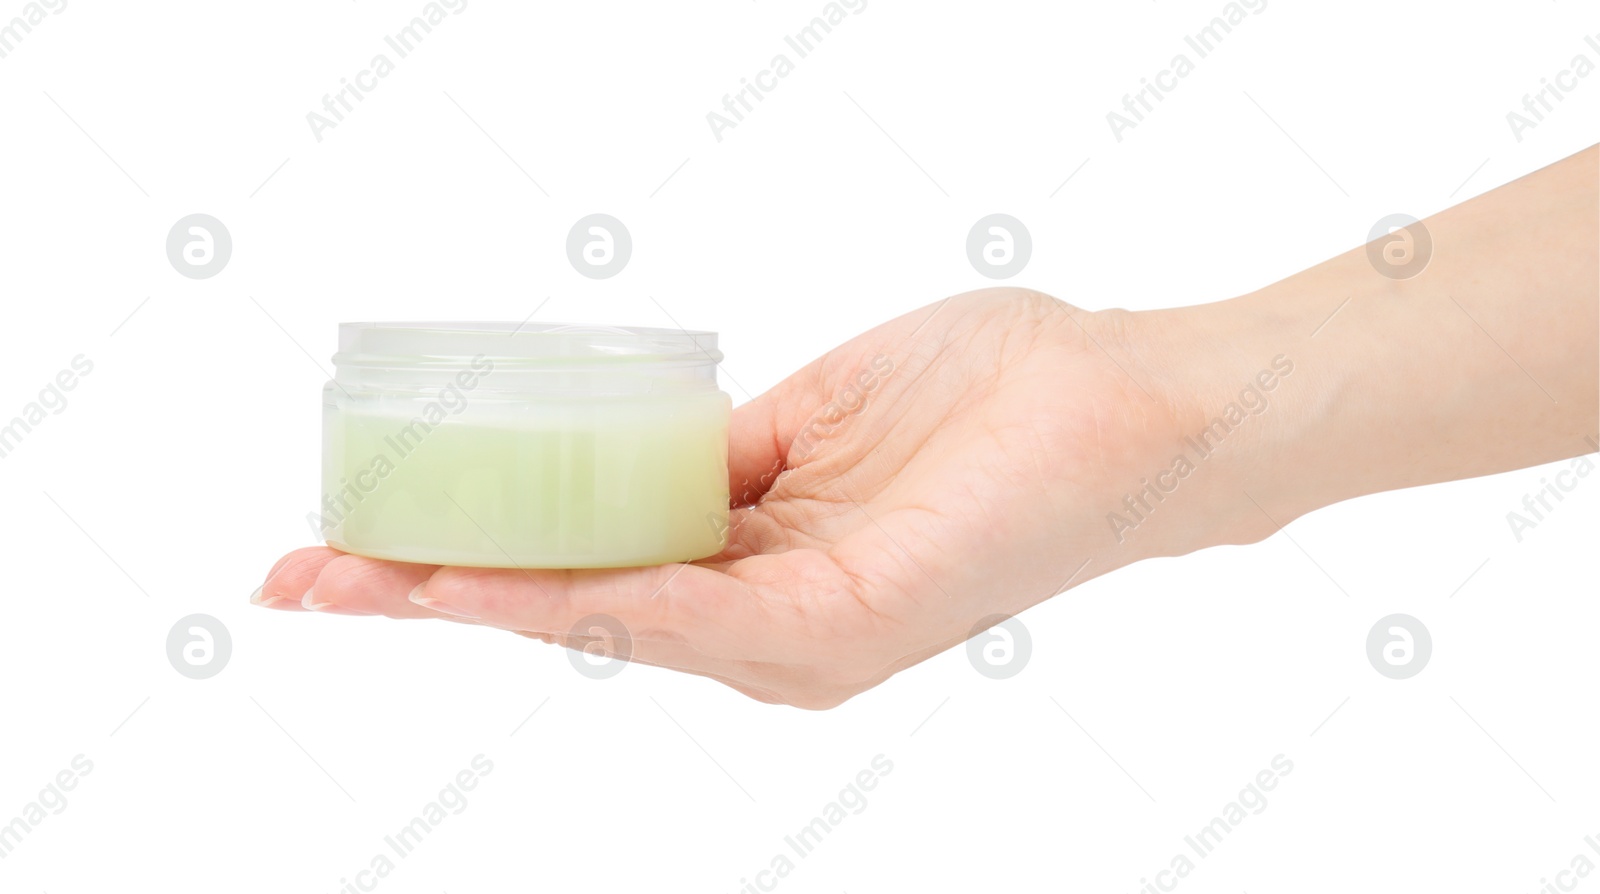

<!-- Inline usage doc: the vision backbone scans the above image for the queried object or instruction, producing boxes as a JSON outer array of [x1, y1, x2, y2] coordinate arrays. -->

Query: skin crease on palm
[[257, 145, 1599, 709]]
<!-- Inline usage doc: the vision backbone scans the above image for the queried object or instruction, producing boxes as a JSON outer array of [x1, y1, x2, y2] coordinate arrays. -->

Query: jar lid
[[336, 322, 720, 367], [330, 322, 723, 396]]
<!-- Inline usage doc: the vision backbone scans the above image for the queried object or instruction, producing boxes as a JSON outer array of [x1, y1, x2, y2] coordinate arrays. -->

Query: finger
[[304, 554, 446, 619], [408, 562, 757, 647], [727, 296, 952, 507], [728, 351, 880, 506], [728, 386, 805, 508], [253, 547, 344, 611]]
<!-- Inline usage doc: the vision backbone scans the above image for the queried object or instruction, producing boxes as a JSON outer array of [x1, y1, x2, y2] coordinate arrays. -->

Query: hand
[[257, 146, 1599, 708], [255, 289, 1199, 708]]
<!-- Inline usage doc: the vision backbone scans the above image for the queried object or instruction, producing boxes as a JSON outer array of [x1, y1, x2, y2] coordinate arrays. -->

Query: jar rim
[[336, 321, 721, 368]]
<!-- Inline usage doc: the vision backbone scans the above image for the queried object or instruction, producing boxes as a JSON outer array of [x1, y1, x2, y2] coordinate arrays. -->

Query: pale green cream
[[322, 395, 730, 568]]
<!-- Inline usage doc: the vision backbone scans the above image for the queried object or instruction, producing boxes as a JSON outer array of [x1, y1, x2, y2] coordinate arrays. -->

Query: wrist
[[1081, 146, 1597, 564], [1083, 292, 1330, 560]]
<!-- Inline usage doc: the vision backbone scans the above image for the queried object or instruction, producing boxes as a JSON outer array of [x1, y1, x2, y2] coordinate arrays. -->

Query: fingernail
[[408, 583, 479, 619], [302, 588, 376, 616], [250, 586, 284, 608]]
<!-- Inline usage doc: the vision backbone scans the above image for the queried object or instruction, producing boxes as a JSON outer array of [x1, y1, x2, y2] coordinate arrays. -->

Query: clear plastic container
[[314, 322, 730, 568]]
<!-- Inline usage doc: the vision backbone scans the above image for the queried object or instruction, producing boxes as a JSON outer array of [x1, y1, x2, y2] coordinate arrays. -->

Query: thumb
[[726, 300, 939, 506]]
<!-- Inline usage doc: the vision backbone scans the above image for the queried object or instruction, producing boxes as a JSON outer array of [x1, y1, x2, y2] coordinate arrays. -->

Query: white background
[[2, 1, 1597, 891]]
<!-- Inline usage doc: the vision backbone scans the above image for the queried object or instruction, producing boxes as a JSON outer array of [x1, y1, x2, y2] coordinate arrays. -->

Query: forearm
[[1111, 145, 1598, 555]]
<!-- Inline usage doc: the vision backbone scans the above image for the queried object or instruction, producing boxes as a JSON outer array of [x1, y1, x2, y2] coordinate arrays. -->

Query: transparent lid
[[331, 322, 723, 396]]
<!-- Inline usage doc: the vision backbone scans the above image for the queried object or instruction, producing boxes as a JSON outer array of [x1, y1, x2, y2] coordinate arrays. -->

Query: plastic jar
[[314, 322, 730, 568]]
